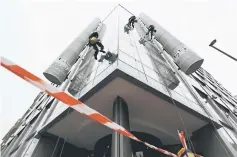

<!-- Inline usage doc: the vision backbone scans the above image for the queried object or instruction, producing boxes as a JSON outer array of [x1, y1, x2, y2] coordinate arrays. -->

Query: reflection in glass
[[219, 127, 237, 152], [119, 51, 137, 68]]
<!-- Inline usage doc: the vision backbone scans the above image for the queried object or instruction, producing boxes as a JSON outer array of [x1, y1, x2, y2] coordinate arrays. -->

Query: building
[[1, 5, 237, 157]]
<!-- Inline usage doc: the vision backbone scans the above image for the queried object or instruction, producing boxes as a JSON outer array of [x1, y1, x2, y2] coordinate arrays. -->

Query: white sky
[[1, 0, 237, 141]]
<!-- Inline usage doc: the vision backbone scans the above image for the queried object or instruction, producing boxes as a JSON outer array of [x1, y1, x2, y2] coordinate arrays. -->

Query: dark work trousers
[[146, 29, 154, 40], [128, 20, 135, 28], [92, 42, 106, 59]]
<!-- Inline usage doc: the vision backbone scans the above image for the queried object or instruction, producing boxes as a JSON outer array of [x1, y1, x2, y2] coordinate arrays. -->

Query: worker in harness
[[88, 32, 106, 60], [124, 15, 137, 34], [146, 25, 156, 40], [127, 15, 137, 29]]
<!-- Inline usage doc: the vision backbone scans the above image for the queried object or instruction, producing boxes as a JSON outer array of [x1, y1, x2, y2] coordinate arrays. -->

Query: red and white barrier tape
[[0, 56, 178, 157], [177, 131, 204, 157], [178, 130, 188, 150]]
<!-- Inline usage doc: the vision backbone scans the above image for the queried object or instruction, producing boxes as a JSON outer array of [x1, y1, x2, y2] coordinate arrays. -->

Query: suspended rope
[[102, 4, 119, 23], [119, 4, 134, 16], [131, 19, 201, 155], [136, 17, 233, 155], [127, 30, 197, 156], [152, 36, 232, 156]]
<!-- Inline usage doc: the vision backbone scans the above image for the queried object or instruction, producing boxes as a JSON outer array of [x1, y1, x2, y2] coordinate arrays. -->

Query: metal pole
[[210, 46, 237, 62], [209, 39, 237, 62]]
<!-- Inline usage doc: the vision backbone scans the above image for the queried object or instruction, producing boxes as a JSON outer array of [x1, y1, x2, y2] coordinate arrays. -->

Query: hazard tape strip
[[178, 130, 188, 150], [1, 56, 178, 157], [177, 131, 204, 157]]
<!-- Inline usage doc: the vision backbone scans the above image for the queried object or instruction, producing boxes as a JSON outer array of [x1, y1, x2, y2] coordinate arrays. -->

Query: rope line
[[130, 26, 196, 154]]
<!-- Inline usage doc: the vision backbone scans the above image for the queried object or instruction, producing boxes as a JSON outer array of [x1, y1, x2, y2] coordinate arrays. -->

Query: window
[[220, 127, 237, 151], [192, 74, 206, 87]]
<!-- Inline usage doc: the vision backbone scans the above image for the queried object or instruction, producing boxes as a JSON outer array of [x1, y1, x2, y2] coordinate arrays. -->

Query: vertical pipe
[[111, 96, 132, 157]]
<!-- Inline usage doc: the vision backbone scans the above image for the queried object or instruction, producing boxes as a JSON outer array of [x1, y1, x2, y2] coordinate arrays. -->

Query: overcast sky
[[1, 0, 237, 141]]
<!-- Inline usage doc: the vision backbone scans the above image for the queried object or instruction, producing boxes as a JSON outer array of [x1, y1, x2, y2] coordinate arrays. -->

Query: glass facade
[[64, 7, 236, 156], [71, 6, 209, 118]]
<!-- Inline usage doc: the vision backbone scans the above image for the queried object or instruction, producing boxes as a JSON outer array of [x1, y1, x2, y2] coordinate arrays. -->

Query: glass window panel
[[170, 91, 188, 106], [137, 71, 147, 83], [146, 76, 168, 95], [106, 62, 117, 74], [173, 86, 184, 96], [87, 69, 96, 82], [118, 60, 141, 80], [136, 60, 145, 73], [219, 128, 237, 152], [143, 65, 160, 82], [118, 7, 140, 59], [119, 39, 137, 57], [96, 62, 110, 76], [136, 46, 155, 69], [102, 8, 119, 53], [188, 100, 205, 115], [119, 51, 136, 68], [96, 68, 108, 82]]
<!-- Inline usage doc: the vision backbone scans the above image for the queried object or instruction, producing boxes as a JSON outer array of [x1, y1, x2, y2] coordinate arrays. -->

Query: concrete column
[[111, 96, 132, 157]]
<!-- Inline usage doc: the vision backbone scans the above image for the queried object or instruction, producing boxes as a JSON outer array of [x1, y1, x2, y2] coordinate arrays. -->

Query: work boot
[[100, 49, 106, 53]]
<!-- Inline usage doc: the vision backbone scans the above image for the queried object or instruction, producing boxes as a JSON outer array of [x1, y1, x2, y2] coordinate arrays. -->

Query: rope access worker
[[127, 15, 137, 29], [88, 32, 106, 60], [146, 25, 156, 40]]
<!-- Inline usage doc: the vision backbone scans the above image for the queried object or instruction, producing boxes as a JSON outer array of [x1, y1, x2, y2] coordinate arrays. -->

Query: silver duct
[[139, 12, 204, 75], [68, 24, 107, 96], [43, 18, 101, 85], [135, 21, 180, 90]]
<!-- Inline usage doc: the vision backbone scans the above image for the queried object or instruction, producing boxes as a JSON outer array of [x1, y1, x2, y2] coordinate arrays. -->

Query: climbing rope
[[102, 4, 119, 23], [127, 27, 197, 155], [131, 18, 232, 156]]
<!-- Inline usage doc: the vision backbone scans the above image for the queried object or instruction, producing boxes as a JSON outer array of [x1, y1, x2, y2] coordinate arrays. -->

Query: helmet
[[89, 37, 98, 44], [90, 37, 97, 41]]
